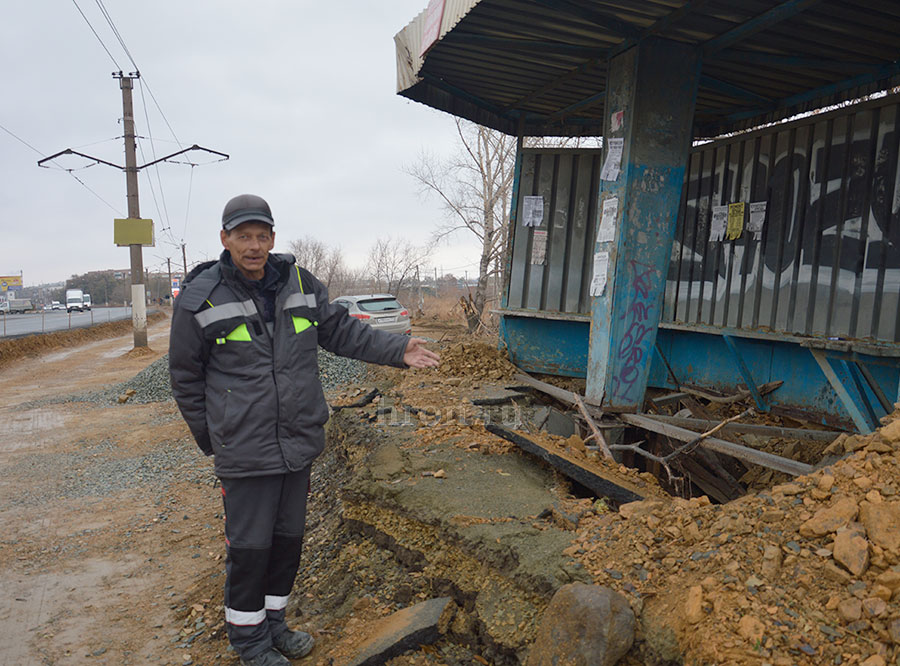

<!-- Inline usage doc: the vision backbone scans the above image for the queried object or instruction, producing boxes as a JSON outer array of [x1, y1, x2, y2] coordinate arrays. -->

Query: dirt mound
[[438, 341, 518, 382], [0, 311, 167, 371], [568, 407, 900, 665]]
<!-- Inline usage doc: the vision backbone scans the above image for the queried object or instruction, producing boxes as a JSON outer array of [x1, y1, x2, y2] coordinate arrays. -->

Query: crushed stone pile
[[36, 348, 366, 407], [567, 407, 900, 666]]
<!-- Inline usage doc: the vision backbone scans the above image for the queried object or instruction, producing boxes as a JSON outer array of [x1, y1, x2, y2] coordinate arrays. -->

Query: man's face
[[220, 222, 275, 280]]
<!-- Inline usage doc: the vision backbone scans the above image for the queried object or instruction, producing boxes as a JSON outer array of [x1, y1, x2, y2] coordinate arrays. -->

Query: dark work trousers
[[219, 467, 310, 660]]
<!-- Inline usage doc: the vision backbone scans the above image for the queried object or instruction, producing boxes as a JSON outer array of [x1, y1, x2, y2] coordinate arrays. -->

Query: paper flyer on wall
[[522, 195, 544, 227], [589, 251, 609, 297], [709, 205, 727, 242], [747, 201, 767, 239], [726, 202, 745, 240], [600, 138, 624, 181], [598, 196, 618, 243], [531, 230, 548, 265]]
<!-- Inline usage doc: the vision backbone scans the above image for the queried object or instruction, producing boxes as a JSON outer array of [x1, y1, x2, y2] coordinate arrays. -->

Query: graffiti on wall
[[610, 260, 660, 403], [667, 103, 900, 341]]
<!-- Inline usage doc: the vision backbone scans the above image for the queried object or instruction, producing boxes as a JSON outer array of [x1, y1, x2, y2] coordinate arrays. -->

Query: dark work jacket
[[169, 251, 409, 478]]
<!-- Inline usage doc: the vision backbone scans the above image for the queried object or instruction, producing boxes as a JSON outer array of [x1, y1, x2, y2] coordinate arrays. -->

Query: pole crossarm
[[37, 148, 123, 170], [139, 144, 229, 170], [37, 144, 229, 172]]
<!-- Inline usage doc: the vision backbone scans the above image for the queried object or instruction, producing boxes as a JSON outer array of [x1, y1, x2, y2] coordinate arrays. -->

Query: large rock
[[798, 497, 859, 537], [527, 583, 635, 666], [859, 501, 900, 554]]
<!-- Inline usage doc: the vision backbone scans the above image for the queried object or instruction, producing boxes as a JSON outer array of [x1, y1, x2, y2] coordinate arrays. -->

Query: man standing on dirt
[[169, 194, 440, 666]]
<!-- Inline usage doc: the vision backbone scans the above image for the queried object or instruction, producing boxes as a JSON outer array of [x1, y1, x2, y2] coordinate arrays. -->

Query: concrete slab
[[347, 597, 453, 666]]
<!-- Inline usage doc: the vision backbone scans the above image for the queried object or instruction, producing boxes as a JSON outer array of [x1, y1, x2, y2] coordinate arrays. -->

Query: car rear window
[[357, 298, 402, 312]]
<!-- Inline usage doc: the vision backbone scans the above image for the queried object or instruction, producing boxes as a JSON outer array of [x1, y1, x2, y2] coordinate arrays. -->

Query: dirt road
[[0, 318, 225, 665]]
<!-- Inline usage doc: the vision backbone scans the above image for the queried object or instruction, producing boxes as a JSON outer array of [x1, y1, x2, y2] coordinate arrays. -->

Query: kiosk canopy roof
[[395, 0, 900, 138]]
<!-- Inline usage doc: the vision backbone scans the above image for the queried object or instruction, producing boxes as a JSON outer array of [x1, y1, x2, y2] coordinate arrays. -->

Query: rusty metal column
[[585, 38, 701, 410], [119, 75, 148, 348]]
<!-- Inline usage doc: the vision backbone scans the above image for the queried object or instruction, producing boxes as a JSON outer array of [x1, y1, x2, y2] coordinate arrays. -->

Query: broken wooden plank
[[485, 425, 645, 504], [650, 392, 689, 408], [514, 373, 586, 409], [642, 414, 840, 442], [676, 455, 739, 504], [681, 380, 783, 404], [619, 413, 813, 477]]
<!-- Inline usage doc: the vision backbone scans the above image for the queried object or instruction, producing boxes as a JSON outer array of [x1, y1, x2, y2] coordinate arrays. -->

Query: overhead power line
[[70, 0, 121, 70], [1, 121, 122, 214], [0, 122, 44, 156]]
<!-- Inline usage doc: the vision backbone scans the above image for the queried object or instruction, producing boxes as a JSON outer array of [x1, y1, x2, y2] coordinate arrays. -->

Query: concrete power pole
[[118, 74, 148, 347], [37, 72, 228, 350]]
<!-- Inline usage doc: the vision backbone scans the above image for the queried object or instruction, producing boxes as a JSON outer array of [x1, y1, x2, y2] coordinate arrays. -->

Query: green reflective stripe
[[295, 265, 304, 293], [215, 338, 226, 345], [225, 323, 252, 341], [292, 316, 313, 333]]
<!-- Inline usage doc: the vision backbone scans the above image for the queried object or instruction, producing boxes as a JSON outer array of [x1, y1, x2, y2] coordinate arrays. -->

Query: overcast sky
[[0, 1, 479, 287]]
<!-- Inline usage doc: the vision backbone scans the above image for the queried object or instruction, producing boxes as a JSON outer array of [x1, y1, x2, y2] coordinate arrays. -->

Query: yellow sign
[[114, 218, 155, 247], [0, 275, 23, 292], [726, 202, 745, 240]]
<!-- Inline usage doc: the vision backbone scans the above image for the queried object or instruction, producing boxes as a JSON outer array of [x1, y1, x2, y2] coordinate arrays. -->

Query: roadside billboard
[[0, 276, 23, 292]]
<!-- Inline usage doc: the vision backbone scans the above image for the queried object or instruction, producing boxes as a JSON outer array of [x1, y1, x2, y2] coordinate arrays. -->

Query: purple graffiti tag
[[610, 261, 659, 402]]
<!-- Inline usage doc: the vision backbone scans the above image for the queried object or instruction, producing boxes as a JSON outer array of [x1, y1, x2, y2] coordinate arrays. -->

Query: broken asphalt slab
[[347, 596, 454, 666]]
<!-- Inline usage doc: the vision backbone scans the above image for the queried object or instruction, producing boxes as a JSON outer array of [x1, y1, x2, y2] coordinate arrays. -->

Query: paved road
[[0, 307, 141, 338]]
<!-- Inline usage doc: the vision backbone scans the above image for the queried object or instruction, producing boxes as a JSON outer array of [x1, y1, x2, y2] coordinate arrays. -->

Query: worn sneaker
[[272, 628, 315, 659], [240, 647, 290, 666]]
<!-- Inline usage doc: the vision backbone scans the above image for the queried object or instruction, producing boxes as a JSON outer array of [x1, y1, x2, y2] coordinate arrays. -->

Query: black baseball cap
[[222, 194, 275, 231]]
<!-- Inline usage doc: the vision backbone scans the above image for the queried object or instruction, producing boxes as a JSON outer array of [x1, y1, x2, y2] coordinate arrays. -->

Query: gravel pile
[[33, 349, 367, 407], [5, 436, 211, 508]]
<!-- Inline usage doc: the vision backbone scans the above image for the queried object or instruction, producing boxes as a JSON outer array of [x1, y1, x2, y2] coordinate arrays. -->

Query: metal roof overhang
[[395, 0, 900, 138]]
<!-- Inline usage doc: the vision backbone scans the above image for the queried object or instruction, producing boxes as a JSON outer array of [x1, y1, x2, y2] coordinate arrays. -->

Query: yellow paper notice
[[726, 202, 745, 240]]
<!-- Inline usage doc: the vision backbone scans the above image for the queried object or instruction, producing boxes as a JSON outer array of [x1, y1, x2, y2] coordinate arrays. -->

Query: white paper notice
[[709, 205, 728, 242], [601, 138, 624, 181], [747, 201, 767, 240], [598, 197, 618, 243], [589, 251, 609, 297], [531, 230, 548, 265], [522, 195, 544, 227]]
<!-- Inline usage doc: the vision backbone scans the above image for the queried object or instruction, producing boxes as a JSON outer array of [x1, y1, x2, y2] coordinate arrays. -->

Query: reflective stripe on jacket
[[169, 251, 409, 478]]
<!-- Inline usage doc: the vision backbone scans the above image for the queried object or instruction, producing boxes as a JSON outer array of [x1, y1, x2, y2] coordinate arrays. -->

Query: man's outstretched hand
[[403, 337, 440, 369]]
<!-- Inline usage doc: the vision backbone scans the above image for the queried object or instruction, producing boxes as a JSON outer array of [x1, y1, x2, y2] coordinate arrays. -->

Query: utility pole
[[167, 257, 173, 301], [118, 73, 148, 347], [182, 243, 188, 279], [37, 71, 228, 350]]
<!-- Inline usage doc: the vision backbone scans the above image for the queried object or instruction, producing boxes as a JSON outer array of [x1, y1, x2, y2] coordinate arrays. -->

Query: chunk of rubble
[[347, 597, 455, 666], [798, 497, 859, 537]]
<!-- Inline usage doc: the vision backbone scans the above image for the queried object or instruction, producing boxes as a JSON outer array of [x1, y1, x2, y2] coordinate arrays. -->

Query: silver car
[[331, 294, 411, 335]]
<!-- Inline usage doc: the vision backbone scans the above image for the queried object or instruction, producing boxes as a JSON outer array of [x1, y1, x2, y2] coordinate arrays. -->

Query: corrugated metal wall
[[666, 97, 900, 343], [507, 96, 900, 344], [507, 149, 602, 314]]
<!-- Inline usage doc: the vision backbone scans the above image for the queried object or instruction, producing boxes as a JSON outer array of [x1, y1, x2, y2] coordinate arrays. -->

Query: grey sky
[[1, 1, 479, 287]]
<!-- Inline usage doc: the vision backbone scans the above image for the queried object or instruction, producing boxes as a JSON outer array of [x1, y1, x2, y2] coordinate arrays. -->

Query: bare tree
[[366, 236, 430, 295], [406, 119, 518, 333], [287, 235, 346, 292]]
